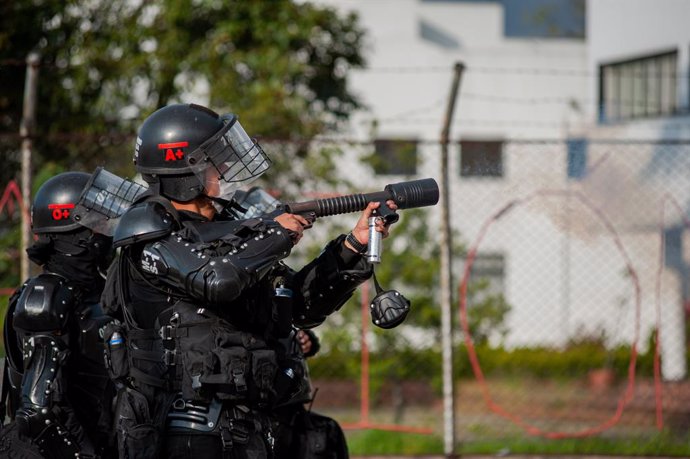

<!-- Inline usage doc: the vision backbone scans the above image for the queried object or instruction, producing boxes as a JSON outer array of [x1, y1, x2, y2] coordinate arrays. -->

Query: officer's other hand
[[274, 213, 310, 245], [296, 329, 320, 357], [346, 200, 398, 251], [296, 329, 313, 355]]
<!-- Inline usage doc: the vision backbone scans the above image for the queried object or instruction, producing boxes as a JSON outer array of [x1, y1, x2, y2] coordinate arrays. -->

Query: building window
[[368, 139, 418, 175], [460, 140, 503, 177], [467, 253, 506, 300], [599, 51, 678, 122], [462, 252, 509, 345]]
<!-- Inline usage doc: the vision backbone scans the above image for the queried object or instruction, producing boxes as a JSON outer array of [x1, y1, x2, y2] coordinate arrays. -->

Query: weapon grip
[[366, 216, 382, 264], [365, 204, 398, 264]]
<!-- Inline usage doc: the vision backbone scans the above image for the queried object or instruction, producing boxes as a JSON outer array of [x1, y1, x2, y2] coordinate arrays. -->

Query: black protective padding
[[369, 289, 410, 329], [16, 335, 68, 417], [140, 221, 293, 305], [113, 201, 175, 248], [13, 274, 73, 333]]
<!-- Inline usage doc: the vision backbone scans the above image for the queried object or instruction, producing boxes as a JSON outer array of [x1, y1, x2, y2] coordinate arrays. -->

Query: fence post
[[440, 61, 464, 458], [20, 51, 40, 281]]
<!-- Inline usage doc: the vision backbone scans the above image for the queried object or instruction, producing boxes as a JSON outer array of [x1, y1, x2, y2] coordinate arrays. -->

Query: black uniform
[[103, 103, 375, 458], [2, 270, 115, 458], [103, 197, 371, 458], [0, 172, 117, 459]]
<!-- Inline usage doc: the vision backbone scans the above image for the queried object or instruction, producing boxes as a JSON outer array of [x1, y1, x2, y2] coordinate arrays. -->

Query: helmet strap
[[149, 179, 161, 195]]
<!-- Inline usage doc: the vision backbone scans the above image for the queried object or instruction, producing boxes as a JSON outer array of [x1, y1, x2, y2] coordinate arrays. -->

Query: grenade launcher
[[233, 178, 440, 329], [235, 178, 440, 264]]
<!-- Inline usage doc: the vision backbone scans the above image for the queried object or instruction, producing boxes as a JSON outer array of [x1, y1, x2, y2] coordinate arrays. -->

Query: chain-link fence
[[306, 139, 690, 456], [1, 139, 690, 456]]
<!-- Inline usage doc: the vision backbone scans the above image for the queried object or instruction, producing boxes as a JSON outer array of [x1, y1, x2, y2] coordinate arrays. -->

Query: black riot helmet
[[31, 172, 91, 234], [134, 103, 271, 203], [29, 172, 114, 283]]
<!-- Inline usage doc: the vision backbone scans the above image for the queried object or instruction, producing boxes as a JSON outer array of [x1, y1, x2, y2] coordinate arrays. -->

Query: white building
[[582, 0, 690, 379], [316, 0, 690, 379], [587, 0, 690, 141]]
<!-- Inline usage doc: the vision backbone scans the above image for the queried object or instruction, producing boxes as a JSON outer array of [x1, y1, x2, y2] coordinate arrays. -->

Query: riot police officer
[[0, 172, 117, 458], [102, 103, 395, 458]]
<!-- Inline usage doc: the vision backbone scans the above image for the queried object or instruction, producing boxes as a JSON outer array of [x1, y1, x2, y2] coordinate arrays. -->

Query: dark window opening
[[460, 140, 503, 177], [368, 139, 418, 175]]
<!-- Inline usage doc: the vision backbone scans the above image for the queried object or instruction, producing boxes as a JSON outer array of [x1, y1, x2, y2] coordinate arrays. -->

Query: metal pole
[[440, 61, 464, 459], [20, 51, 40, 281], [360, 281, 370, 425]]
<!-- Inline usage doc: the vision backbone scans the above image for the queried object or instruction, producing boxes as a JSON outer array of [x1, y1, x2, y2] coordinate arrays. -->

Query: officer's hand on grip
[[345, 200, 398, 253], [274, 212, 311, 245]]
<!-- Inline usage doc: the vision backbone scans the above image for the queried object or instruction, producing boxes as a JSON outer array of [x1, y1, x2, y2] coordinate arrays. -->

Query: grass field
[[312, 377, 690, 456], [344, 427, 690, 456]]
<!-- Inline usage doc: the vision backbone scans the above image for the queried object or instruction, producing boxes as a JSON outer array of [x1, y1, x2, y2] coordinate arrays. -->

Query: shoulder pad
[[113, 201, 176, 248], [13, 273, 75, 332]]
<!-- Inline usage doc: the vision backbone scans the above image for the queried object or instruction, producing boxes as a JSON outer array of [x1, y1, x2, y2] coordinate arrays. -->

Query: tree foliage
[[1, 0, 366, 181], [310, 207, 513, 380]]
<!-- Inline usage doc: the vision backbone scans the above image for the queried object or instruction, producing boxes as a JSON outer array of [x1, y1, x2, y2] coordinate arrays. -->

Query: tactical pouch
[[175, 319, 217, 401], [115, 388, 160, 459], [174, 318, 253, 402], [171, 311, 280, 405], [103, 321, 130, 381], [205, 347, 250, 401], [180, 348, 214, 401], [251, 349, 278, 404]]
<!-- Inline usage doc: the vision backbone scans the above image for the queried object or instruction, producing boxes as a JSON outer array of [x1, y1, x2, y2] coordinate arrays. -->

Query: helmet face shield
[[73, 167, 147, 236], [186, 115, 271, 201]]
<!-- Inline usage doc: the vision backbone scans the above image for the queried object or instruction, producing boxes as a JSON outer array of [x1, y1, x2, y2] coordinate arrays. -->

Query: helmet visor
[[186, 115, 271, 201], [73, 167, 148, 236]]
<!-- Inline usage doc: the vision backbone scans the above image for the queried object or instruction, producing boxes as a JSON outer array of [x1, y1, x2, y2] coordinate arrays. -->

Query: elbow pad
[[293, 235, 373, 328], [140, 223, 293, 305]]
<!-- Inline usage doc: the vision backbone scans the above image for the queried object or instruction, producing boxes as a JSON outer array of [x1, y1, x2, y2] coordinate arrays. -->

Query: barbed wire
[[374, 117, 690, 131], [360, 65, 689, 79], [2, 131, 690, 149], [2, 57, 688, 79]]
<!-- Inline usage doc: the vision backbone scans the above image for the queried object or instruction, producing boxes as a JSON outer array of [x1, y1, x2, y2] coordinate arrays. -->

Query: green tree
[[1, 0, 366, 179], [465, 277, 511, 345]]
